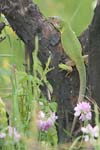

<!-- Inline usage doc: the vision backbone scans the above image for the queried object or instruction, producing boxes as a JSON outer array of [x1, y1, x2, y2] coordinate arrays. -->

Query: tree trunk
[[88, 5, 100, 107]]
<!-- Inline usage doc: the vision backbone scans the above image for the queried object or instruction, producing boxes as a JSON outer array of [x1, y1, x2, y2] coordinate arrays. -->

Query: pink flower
[[37, 112, 58, 131], [81, 124, 99, 141], [13, 131, 21, 143], [74, 101, 92, 121], [0, 133, 6, 138], [50, 112, 58, 122], [8, 126, 21, 143]]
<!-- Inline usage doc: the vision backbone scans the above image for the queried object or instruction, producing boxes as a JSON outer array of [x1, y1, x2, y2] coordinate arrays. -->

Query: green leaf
[[17, 71, 28, 83], [69, 0, 93, 35], [35, 0, 94, 35], [59, 63, 72, 72], [49, 102, 57, 112]]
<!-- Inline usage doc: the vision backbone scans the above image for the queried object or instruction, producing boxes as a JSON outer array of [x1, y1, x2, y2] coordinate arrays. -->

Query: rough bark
[[0, 22, 5, 33], [88, 5, 100, 107], [0, 22, 5, 42], [0, 0, 100, 143]]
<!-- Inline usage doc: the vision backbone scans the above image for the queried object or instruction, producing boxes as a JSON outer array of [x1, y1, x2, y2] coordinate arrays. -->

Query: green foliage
[[0, 34, 57, 149], [35, 0, 94, 35], [69, 0, 93, 35], [0, 15, 24, 70]]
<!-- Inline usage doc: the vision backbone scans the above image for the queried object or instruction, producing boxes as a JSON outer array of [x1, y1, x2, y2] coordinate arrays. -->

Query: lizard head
[[48, 16, 65, 33]]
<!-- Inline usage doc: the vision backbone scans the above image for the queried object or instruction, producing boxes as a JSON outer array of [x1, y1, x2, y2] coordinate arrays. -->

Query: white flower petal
[[81, 127, 88, 134], [84, 135, 89, 142]]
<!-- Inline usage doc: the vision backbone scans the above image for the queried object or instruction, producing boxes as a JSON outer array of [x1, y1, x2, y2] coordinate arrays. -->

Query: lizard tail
[[71, 60, 86, 135], [77, 61, 86, 103]]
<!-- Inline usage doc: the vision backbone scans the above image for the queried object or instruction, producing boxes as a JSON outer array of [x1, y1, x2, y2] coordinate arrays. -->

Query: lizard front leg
[[58, 63, 73, 76]]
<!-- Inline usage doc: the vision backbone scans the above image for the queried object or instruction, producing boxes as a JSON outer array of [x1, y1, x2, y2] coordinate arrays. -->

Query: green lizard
[[49, 16, 86, 134]]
